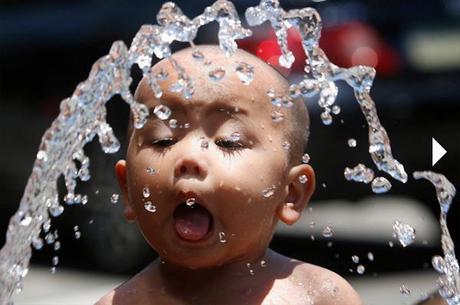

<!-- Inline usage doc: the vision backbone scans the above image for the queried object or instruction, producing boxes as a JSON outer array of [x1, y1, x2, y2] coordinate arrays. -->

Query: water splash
[[371, 177, 392, 194], [392, 221, 416, 247], [344, 163, 374, 184], [413, 171, 459, 304], [247, 0, 407, 183]]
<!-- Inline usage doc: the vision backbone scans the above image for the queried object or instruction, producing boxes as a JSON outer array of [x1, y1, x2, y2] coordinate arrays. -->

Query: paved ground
[[12, 265, 439, 305]]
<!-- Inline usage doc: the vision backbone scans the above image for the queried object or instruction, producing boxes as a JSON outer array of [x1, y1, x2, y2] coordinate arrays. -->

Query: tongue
[[174, 204, 212, 241]]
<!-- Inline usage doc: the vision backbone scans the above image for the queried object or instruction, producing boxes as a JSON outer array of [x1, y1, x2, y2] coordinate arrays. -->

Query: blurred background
[[1, 0, 459, 304]]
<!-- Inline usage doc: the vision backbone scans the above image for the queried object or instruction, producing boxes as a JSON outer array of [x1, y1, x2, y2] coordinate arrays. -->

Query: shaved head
[[129, 45, 309, 165]]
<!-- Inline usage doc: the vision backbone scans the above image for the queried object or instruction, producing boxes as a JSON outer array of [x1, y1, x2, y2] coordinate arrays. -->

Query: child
[[97, 45, 362, 305]]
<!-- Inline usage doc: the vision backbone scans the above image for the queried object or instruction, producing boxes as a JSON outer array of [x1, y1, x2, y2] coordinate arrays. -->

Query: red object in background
[[238, 21, 402, 77]]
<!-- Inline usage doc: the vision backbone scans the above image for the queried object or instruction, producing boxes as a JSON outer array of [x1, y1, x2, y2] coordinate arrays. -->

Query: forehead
[[135, 47, 288, 117]]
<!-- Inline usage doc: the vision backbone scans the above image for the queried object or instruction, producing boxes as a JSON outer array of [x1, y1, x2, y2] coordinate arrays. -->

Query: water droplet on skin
[[400, 284, 411, 295], [183, 122, 191, 129], [367, 252, 374, 261], [230, 131, 240, 142], [144, 201, 157, 212], [208, 67, 226, 81], [393, 221, 416, 247], [235, 61, 254, 85], [261, 185, 276, 198], [52, 256, 59, 266], [352, 255, 360, 264], [332, 105, 341, 115], [146, 167, 156, 175], [219, 232, 226, 243], [186, 198, 196, 207], [192, 49, 204, 61], [320, 111, 333, 125], [347, 138, 357, 147], [110, 193, 119, 204], [356, 265, 365, 274], [154, 104, 172, 120], [298, 175, 308, 184], [371, 177, 392, 194], [282, 141, 290, 150], [155, 69, 168, 81], [142, 187, 150, 198], [271, 110, 284, 123], [168, 119, 178, 129], [200, 137, 209, 149], [302, 153, 310, 164]]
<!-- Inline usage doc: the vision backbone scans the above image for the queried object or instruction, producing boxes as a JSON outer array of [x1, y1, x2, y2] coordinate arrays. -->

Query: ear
[[277, 164, 315, 225], [115, 160, 136, 223]]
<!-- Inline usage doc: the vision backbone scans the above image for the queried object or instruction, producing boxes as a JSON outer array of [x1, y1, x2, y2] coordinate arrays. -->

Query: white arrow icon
[[432, 137, 447, 166]]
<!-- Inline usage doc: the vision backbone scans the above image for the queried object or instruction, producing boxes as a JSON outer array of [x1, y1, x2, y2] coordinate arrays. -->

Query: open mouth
[[173, 202, 214, 242]]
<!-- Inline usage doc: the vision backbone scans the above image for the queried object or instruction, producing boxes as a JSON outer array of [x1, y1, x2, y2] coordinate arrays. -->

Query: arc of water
[[413, 171, 459, 304], [246, 0, 408, 183]]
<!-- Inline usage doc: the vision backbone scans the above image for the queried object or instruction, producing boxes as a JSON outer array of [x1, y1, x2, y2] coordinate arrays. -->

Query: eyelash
[[151, 137, 245, 157]]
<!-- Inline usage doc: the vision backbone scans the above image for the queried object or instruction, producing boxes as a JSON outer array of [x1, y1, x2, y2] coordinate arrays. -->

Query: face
[[116, 49, 315, 269]]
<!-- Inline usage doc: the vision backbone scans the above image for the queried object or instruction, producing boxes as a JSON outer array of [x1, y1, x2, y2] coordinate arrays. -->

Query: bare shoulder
[[290, 260, 362, 305], [94, 265, 157, 305]]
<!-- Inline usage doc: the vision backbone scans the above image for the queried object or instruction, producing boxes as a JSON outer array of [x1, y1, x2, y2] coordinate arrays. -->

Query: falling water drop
[[344, 164, 374, 184], [322, 225, 333, 238], [52, 256, 59, 266], [110, 193, 119, 204], [200, 137, 209, 149], [393, 221, 416, 247], [32, 237, 44, 250], [154, 104, 172, 120], [144, 201, 157, 213], [208, 67, 226, 81], [302, 153, 310, 164], [352, 255, 360, 264], [235, 62, 254, 85], [332, 105, 341, 115], [347, 138, 357, 148], [371, 177, 392, 194], [356, 265, 365, 275], [320, 111, 332, 125], [367, 252, 374, 262]]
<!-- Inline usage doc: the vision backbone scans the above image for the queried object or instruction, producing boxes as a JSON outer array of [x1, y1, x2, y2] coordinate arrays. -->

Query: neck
[[155, 249, 286, 300]]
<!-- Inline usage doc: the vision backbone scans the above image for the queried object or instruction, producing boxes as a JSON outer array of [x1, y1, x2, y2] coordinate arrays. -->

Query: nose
[[173, 142, 208, 179]]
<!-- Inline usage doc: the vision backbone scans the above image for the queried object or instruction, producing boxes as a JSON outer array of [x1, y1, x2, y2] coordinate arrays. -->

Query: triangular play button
[[432, 137, 447, 166]]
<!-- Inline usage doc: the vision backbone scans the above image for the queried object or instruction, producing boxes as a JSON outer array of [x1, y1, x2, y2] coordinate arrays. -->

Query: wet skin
[[97, 46, 361, 305]]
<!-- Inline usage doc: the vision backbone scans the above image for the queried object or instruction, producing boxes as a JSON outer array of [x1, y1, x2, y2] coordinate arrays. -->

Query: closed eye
[[215, 139, 243, 150], [152, 137, 176, 147]]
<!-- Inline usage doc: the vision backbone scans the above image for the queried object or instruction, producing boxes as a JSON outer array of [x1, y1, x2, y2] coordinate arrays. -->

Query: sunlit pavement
[[13, 265, 439, 305]]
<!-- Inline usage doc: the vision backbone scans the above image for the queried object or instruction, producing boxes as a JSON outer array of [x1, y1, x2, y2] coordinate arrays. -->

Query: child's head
[[115, 45, 315, 269]]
